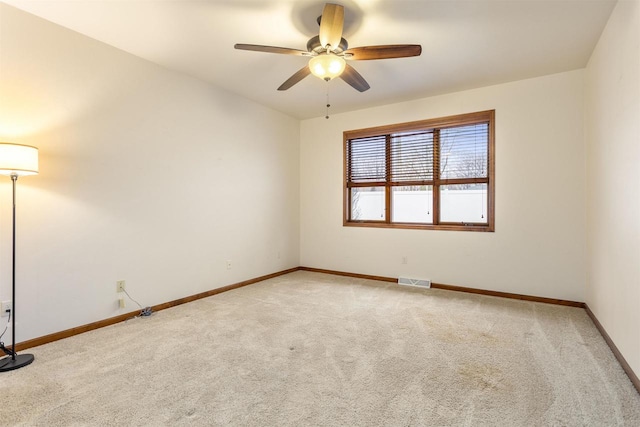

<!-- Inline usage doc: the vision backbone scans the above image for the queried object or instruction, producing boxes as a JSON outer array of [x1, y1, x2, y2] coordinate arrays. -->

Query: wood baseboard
[[12, 310, 140, 353], [298, 266, 584, 307], [298, 266, 397, 283], [584, 304, 640, 394], [12, 267, 300, 352], [429, 282, 584, 307], [11, 264, 639, 396], [12, 266, 581, 353]]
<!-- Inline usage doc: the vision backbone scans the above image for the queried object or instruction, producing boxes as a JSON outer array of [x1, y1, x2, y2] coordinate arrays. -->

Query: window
[[344, 110, 494, 231]]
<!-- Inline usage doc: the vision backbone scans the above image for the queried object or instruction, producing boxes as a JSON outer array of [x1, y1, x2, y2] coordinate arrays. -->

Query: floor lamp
[[0, 143, 38, 372]]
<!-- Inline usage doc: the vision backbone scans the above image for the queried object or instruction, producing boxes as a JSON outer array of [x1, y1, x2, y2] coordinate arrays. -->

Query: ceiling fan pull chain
[[325, 83, 331, 119]]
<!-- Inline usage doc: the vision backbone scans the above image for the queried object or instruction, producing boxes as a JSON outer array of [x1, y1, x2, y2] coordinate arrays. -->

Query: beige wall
[[585, 0, 640, 379], [300, 70, 586, 302], [0, 4, 300, 343]]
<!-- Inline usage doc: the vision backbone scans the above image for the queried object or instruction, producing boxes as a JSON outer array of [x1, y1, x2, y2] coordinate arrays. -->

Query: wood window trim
[[343, 110, 495, 232]]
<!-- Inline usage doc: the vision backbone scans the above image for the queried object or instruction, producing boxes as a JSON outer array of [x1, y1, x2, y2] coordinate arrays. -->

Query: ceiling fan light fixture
[[309, 53, 346, 81]]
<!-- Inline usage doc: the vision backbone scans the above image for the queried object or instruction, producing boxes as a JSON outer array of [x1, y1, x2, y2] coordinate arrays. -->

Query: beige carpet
[[2, 271, 639, 426]]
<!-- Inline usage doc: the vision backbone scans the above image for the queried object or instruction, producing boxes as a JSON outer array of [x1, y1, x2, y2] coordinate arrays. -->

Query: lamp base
[[0, 353, 34, 372]]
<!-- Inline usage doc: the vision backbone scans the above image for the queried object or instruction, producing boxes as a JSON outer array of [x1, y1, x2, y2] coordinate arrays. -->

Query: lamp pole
[[10, 174, 17, 363], [0, 143, 37, 372]]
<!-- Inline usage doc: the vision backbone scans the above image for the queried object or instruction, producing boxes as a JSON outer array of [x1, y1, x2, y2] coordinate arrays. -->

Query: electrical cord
[[122, 288, 153, 317], [122, 288, 142, 309], [0, 309, 10, 342], [0, 310, 14, 357]]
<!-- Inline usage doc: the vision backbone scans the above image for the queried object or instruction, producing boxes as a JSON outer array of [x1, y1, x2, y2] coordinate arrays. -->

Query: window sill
[[343, 221, 494, 232]]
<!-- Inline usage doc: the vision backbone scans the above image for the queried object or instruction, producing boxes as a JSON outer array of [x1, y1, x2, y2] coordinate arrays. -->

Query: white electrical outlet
[[226, 260, 232, 270], [116, 280, 126, 293], [119, 297, 126, 308], [1, 300, 11, 318], [402, 256, 408, 264]]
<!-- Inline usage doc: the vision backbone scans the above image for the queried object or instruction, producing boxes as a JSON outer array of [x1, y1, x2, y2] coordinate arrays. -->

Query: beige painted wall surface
[[0, 4, 300, 343], [585, 0, 640, 379], [300, 70, 586, 302]]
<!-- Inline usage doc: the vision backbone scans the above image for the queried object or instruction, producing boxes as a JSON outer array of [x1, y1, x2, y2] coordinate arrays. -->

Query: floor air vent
[[398, 277, 431, 289]]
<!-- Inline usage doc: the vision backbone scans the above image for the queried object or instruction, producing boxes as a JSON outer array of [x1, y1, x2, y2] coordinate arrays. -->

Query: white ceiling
[[4, 0, 617, 119]]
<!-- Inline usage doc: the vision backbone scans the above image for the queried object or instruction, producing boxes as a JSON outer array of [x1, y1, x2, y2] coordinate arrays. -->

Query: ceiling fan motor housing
[[307, 35, 348, 54]]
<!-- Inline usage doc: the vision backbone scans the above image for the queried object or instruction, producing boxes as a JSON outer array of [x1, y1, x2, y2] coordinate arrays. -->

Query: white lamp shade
[[0, 143, 39, 176], [309, 54, 346, 81]]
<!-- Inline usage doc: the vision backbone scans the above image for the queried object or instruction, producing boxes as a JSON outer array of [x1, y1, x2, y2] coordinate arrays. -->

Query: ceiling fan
[[234, 3, 422, 92]]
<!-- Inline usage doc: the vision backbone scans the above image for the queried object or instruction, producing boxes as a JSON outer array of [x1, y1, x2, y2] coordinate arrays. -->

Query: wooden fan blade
[[278, 66, 311, 91], [345, 45, 422, 60], [234, 44, 309, 56], [319, 4, 344, 51], [340, 64, 370, 92]]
